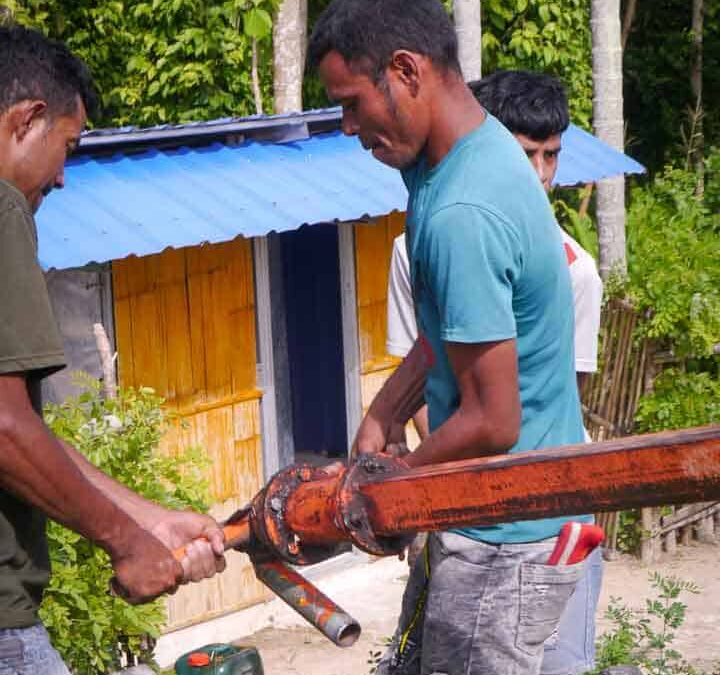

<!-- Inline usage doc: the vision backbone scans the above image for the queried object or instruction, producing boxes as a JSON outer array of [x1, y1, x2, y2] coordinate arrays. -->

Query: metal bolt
[[270, 497, 283, 513], [287, 535, 301, 556], [296, 467, 312, 482], [364, 458, 382, 474]]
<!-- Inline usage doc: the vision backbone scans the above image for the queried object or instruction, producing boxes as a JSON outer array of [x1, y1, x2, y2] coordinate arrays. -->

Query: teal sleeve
[[420, 204, 522, 343]]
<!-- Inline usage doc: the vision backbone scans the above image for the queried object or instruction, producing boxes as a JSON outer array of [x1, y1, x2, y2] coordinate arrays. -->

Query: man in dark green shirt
[[0, 25, 226, 673]]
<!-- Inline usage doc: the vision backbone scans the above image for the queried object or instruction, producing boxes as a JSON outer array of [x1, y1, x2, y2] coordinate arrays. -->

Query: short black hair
[[308, 0, 461, 82], [469, 70, 569, 140], [0, 24, 99, 121]]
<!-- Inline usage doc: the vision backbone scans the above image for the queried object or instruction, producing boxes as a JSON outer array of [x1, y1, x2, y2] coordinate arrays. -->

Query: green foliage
[[305, 0, 593, 125], [614, 509, 642, 556], [40, 379, 211, 674], [481, 0, 593, 129], [625, 150, 720, 358], [590, 573, 701, 675], [6, 0, 280, 126], [624, 0, 720, 173], [705, 147, 720, 215], [635, 368, 720, 434], [553, 191, 599, 262]]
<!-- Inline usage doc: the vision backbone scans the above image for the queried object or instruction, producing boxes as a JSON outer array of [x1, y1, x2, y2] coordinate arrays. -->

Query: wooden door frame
[[338, 221, 363, 453]]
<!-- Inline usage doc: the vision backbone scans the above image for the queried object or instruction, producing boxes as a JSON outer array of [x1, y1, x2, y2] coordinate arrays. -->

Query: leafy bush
[[625, 152, 720, 358], [636, 368, 720, 433], [41, 380, 211, 674], [590, 573, 702, 675], [614, 509, 643, 556], [553, 192, 599, 261]]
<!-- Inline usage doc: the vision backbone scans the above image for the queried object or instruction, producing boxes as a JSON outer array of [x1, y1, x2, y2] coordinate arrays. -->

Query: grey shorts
[[378, 531, 585, 675], [0, 624, 70, 675]]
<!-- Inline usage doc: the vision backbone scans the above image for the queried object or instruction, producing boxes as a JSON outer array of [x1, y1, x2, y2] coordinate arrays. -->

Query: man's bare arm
[[404, 339, 520, 468], [62, 441, 225, 580], [353, 338, 430, 457], [0, 374, 148, 551], [0, 373, 218, 598]]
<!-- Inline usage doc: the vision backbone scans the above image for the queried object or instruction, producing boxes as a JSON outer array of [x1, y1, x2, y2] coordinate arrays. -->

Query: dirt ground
[[240, 542, 720, 675]]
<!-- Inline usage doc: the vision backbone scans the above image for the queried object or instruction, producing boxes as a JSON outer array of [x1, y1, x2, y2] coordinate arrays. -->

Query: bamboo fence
[[582, 298, 718, 562]]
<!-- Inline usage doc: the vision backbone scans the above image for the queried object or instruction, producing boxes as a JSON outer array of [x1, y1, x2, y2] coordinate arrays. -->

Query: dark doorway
[[280, 224, 347, 461]]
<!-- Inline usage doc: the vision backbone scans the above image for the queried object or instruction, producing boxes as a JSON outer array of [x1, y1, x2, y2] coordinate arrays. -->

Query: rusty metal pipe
[[173, 511, 253, 561], [280, 473, 347, 546], [283, 426, 720, 545], [363, 425, 720, 536], [170, 425, 720, 649], [253, 558, 361, 648]]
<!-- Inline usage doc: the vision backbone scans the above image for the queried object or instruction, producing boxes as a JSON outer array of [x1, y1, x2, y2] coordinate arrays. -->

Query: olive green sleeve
[[0, 204, 66, 377]]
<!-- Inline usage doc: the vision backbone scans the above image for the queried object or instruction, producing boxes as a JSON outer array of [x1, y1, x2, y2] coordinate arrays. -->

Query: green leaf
[[243, 7, 272, 39]]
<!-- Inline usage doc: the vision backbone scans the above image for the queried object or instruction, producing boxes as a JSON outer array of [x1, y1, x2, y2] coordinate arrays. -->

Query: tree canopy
[[4, 0, 279, 126], [6, 0, 718, 175]]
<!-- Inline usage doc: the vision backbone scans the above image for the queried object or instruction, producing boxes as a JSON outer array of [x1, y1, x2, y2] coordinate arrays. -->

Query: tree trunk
[[453, 0, 482, 82], [592, 0, 627, 279], [690, 0, 704, 196], [251, 38, 264, 115], [273, 0, 307, 114]]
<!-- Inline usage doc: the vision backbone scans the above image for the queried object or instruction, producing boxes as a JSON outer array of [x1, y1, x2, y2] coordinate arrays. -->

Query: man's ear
[[6, 100, 48, 142], [389, 50, 422, 97]]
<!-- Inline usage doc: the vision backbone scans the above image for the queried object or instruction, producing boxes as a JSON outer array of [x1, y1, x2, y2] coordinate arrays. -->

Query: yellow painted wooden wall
[[112, 239, 269, 631], [354, 213, 405, 414]]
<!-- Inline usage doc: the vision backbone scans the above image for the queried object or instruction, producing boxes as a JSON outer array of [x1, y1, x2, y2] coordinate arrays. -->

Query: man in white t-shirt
[[386, 70, 604, 675]]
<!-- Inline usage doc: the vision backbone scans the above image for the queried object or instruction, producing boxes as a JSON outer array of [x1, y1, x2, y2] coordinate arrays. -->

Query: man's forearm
[[412, 405, 430, 441], [404, 404, 514, 468], [0, 378, 145, 558], [62, 440, 163, 528], [354, 338, 429, 456], [404, 340, 521, 468], [371, 338, 429, 426]]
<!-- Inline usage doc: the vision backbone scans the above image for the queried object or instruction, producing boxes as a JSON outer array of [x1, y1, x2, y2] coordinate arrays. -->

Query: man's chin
[[373, 148, 413, 170]]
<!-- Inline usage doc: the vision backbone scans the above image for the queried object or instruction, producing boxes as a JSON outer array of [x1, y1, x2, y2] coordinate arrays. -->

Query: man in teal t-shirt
[[311, 1, 588, 673], [404, 113, 589, 544]]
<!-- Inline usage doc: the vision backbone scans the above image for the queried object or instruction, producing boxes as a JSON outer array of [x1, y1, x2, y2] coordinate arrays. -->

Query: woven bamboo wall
[[112, 240, 269, 631]]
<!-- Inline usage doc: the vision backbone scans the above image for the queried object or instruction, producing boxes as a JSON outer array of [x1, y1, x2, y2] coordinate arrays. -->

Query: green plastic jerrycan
[[174, 643, 264, 675]]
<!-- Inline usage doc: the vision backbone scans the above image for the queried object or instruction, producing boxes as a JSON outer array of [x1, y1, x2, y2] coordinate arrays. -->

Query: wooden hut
[[37, 109, 410, 631]]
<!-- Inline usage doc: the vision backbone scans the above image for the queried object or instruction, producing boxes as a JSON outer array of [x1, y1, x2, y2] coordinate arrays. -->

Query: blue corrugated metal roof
[[555, 124, 645, 186], [37, 130, 407, 269], [36, 115, 645, 270]]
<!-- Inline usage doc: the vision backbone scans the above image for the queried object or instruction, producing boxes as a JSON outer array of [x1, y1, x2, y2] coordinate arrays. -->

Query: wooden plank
[[158, 248, 193, 411], [659, 503, 720, 535], [661, 502, 713, 526], [339, 222, 362, 452], [253, 238, 282, 480], [186, 245, 211, 406], [111, 260, 135, 387]]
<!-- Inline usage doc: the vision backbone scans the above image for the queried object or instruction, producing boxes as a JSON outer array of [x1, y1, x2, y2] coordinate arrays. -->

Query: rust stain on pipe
[[283, 473, 346, 545], [253, 558, 361, 647], [283, 425, 720, 544], [362, 426, 720, 536]]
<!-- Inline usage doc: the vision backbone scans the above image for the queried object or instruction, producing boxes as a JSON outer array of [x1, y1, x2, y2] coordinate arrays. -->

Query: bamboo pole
[[641, 507, 657, 564], [93, 323, 117, 400]]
